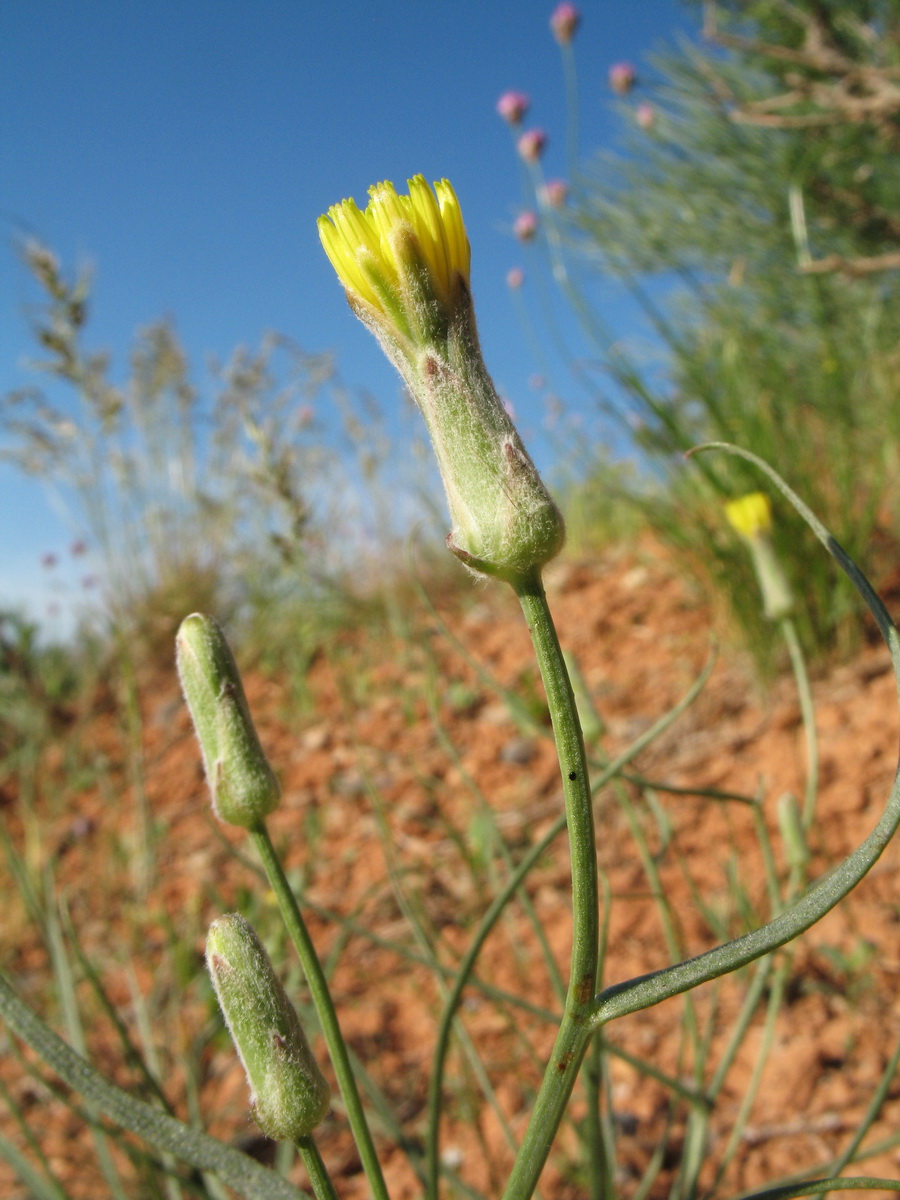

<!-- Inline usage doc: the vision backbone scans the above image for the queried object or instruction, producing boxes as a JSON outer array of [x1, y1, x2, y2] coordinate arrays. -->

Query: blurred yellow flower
[[724, 491, 792, 619], [724, 491, 773, 540]]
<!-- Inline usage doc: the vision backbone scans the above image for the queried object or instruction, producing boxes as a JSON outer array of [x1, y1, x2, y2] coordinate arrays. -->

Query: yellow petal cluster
[[318, 176, 471, 318], [724, 491, 773, 540]]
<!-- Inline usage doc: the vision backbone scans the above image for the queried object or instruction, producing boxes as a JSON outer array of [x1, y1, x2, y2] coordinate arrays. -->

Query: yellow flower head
[[318, 176, 471, 343], [317, 174, 564, 582], [724, 491, 773, 540]]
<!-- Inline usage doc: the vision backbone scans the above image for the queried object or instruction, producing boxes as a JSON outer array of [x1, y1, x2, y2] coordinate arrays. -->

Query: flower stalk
[[501, 570, 599, 1200], [321, 174, 595, 1198], [178, 615, 389, 1200]]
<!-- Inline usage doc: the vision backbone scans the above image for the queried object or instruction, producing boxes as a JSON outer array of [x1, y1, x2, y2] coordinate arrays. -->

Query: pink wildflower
[[513, 212, 539, 242], [496, 90, 530, 125], [636, 102, 655, 130], [517, 128, 547, 163], [541, 179, 569, 208], [609, 62, 637, 95], [550, 3, 581, 45], [506, 267, 525, 289]]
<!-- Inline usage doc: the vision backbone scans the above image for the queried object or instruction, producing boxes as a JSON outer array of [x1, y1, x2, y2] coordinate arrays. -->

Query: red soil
[[3, 542, 900, 1199]]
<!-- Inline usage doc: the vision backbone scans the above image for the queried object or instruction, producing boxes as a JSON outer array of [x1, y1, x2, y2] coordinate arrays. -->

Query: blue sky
[[1, 0, 697, 632]]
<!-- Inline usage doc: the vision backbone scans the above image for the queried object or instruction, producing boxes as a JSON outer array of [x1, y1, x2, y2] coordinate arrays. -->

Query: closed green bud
[[176, 613, 280, 828], [206, 915, 330, 1140]]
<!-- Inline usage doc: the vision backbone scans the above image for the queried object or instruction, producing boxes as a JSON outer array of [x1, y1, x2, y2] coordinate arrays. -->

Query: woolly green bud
[[318, 176, 565, 583], [206, 915, 330, 1140], [176, 613, 280, 828]]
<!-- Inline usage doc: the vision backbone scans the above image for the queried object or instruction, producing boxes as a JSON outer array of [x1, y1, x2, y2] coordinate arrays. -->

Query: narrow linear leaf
[[0, 1127, 69, 1200], [0, 972, 309, 1200], [737, 1178, 900, 1200], [595, 446, 900, 1023]]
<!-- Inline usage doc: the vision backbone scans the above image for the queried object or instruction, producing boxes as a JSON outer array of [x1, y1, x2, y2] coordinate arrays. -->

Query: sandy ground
[[3, 541, 900, 1199]]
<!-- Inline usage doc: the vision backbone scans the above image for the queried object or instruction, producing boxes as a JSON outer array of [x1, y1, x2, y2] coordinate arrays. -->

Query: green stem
[[779, 615, 819, 829], [500, 571, 599, 1200], [425, 645, 715, 1199], [296, 1136, 339, 1200], [582, 1031, 614, 1200], [560, 42, 580, 185], [250, 825, 390, 1200]]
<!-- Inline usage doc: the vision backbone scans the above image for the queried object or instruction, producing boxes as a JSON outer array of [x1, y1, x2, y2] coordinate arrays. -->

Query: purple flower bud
[[609, 62, 637, 95], [41, 553, 58, 569], [513, 212, 539, 242], [506, 267, 525, 289], [636, 102, 655, 130], [496, 90, 530, 125], [541, 179, 569, 208], [517, 128, 547, 163], [550, 3, 581, 44]]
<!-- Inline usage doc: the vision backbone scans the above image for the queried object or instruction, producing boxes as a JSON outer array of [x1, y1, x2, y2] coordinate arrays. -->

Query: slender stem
[[560, 42, 580, 183], [582, 1031, 614, 1200], [425, 650, 714, 1198], [296, 1136, 339, 1200], [501, 570, 599, 1200], [780, 615, 819, 829], [828, 1027, 900, 1180], [250, 825, 390, 1200]]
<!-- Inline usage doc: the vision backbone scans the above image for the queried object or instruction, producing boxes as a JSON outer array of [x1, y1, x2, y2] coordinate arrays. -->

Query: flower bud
[[496, 90, 530, 125], [540, 179, 569, 208], [550, 3, 581, 44], [319, 177, 564, 584], [514, 211, 539, 242], [636, 102, 655, 130], [206, 915, 330, 1140], [517, 128, 547, 163], [609, 62, 637, 95], [506, 267, 525, 289], [176, 614, 281, 828], [724, 493, 794, 621]]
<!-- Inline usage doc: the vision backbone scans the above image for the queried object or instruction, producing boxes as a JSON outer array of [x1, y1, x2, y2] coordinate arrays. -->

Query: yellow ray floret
[[318, 176, 471, 318], [724, 491, 773, 539]]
